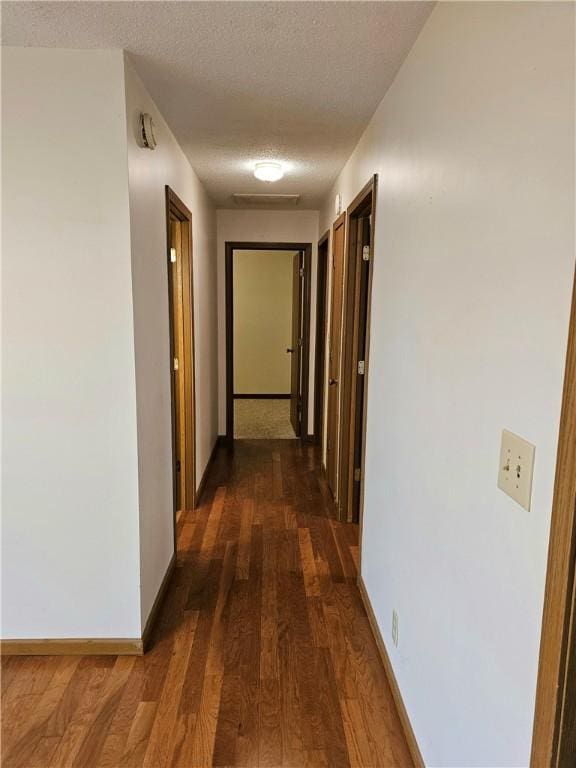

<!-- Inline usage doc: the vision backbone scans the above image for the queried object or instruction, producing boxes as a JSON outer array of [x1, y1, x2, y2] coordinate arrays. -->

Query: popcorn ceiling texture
[[2, 0, 433, 208]]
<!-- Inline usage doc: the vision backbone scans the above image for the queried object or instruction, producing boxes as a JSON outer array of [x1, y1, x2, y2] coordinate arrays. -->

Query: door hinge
[[173, 357, 179, 371], [357, 360, 365, 375], [170, 247, 177, 263], [298, 337, 303, 348], [299, 267, 304, 277], [362, 245, 370, 262], [354, 467, 361, 482]]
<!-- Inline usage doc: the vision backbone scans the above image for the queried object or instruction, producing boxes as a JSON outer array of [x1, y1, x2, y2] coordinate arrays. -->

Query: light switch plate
[[497, 429, 535, 511]]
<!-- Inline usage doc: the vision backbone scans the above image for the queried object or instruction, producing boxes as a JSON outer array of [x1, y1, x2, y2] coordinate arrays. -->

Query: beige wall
[[233, 250, 295, 394], [319, 2, 575, 764], [124, 57, 218, 630]]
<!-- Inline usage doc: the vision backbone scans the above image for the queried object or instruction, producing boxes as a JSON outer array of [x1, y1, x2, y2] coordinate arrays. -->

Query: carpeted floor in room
[[234, 398, 296, 439]]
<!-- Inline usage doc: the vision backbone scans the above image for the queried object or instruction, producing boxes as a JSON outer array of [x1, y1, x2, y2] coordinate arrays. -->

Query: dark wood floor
[[1, 440, 412, 767]]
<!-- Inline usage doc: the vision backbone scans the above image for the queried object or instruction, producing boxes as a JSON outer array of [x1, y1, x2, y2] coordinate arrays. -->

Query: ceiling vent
[[232, 193, 300, 208]]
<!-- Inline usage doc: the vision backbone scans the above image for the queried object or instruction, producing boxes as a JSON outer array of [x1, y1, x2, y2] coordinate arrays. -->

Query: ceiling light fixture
[[254, 161, 284, 182]]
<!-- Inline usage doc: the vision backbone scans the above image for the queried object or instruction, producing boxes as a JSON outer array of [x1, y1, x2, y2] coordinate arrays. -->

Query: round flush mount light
[[254, 162, 284, 182]]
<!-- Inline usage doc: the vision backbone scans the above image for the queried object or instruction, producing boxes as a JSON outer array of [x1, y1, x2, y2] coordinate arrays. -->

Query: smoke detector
[[140, 113, 157, 150]]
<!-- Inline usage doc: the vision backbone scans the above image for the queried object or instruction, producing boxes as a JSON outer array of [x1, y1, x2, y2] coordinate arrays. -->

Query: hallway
[[3, 3, 575, 764], [1, 441, 412, 768]]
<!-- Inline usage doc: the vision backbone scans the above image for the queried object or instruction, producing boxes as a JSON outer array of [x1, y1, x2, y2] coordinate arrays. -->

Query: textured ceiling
[[2, 1, 434, 208]]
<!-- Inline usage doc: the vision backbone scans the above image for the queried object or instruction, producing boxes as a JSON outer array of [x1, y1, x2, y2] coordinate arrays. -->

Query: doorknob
[[329, 378, 338, 386], [286, 347, 294, 353]]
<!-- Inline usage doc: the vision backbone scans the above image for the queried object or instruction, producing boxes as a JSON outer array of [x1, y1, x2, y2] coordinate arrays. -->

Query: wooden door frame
[[326, 212, 347, 503], [313, 230, 330, 446], [338, 175, 378, 524], [531, 270, 576, 766], [165, 186, 196, 554], [225, 241, 312, 442]]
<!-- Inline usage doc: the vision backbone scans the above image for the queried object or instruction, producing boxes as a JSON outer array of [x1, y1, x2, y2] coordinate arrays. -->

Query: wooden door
[[166, 187, 195, 527], [326, 214, 346, 497], [169, 217, 186, 511], [350, 215, 372, 522], [338, 178, 377, 524], [289, 251, 303, 436]]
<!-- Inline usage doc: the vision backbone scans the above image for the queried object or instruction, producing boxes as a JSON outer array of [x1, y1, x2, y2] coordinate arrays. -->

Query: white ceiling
[[3, 1, 434, 208]]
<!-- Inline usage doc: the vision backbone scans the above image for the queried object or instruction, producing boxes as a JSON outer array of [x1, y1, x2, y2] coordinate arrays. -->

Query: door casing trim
[[338, 175, 377, 527], [313, 230, 330, 448], [531, 268, 576, 766]]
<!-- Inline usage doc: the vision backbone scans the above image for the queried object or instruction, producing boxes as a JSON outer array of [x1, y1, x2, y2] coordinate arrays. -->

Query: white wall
[[233, 250, 294, 394], [2, 48, 141, 638], [216, 210, 319, 433], [124, 57, 218, 630], [320, 3, 575, 765]]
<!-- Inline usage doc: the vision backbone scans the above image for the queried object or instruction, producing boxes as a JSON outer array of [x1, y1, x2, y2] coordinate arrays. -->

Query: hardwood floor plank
[[235, 679, 260, 767], [260, 527, 279, 681], [298, 527, 321, 597], [2, 657, 79, 767], [0, 658, 20, 696], [259, 677, 282, 767], [179, 559, 223, 715], [236, 498, 254, 580], [72, 657, 135, 768], [47, 664, 112, 767], [27, 736, 62, 768], [211, 673, 242, 766], [340, 697, 376, 768], [1, 440, 414, 768], [306, 596, 330, 649], [206, 541, 238, 677], [96, 658, 146, 767], [141, 614, 197, 768], [121, 701, 158, 767], [176, 672, 223, 768], [272, 450, 283, 498], [315, 648, 351, 768]]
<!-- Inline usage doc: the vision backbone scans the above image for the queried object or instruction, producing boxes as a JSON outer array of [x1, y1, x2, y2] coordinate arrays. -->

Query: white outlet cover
[[497, 429, 535, 511]]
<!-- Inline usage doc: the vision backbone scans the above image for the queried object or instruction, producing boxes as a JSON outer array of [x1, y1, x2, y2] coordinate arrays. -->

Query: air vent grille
[[232, 193, 300, 207]]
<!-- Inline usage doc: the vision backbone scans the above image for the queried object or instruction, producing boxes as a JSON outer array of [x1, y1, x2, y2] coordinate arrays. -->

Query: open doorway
[[165, 187, 195, 542], [225, 242, 312, 441]]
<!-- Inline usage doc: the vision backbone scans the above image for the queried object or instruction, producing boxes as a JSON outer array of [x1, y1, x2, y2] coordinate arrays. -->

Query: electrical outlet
[[497, 429, 536, 511], [392, 610, 399, 647]]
